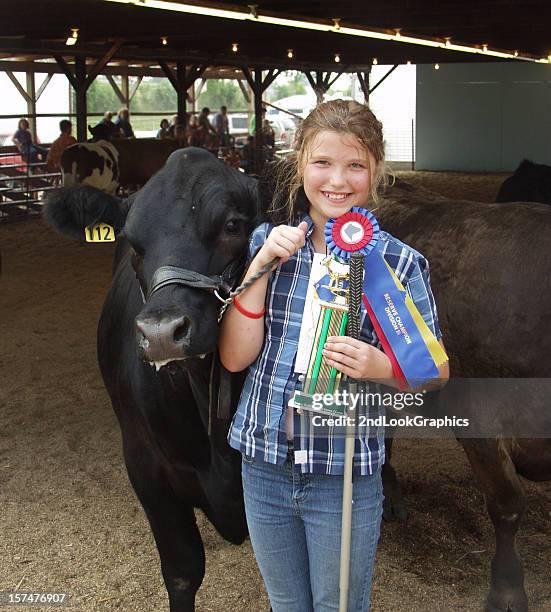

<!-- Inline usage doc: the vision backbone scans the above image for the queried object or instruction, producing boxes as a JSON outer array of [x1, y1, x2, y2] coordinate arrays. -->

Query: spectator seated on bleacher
[[91, 111, 121, 141], [45, 120, 77, 174], [12, 118, 48, 167], [114, 108, 135, 139], [157, 118, 171, 139]]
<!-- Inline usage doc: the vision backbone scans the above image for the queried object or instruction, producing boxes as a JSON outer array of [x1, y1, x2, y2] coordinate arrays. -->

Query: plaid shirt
[[228, 212, 442, 475]]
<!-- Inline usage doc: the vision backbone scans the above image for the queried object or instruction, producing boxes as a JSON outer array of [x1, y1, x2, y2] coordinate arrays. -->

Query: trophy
[[292, 255, 351, 416], [291, 209, 380, 416]]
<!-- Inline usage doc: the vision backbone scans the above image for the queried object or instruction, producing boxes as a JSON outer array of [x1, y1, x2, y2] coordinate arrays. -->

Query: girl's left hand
[[322, 336, 392, 381]]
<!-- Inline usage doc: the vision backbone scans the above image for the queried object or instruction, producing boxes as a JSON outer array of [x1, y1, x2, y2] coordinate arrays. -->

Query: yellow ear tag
[[85, 223, 116, 243]]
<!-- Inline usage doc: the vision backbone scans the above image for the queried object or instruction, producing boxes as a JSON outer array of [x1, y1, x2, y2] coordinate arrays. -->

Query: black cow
[[496, 159, 551, 205], [88, 122, 120, 141], [45, 147, 260, 611], [378, 180, 551, 612]]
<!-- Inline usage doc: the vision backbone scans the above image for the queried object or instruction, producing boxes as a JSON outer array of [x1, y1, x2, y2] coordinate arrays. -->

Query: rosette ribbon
[[323, 207, 448, 389]]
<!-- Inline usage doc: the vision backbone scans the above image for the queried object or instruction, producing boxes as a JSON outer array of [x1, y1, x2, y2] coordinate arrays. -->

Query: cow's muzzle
[[136, 313, 200, 366], [134, 261, 243, 366]]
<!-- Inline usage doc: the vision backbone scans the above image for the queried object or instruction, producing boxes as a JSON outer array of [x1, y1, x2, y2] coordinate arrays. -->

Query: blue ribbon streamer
[[322, 207, 440, 387], [362, 242, 440, 387]]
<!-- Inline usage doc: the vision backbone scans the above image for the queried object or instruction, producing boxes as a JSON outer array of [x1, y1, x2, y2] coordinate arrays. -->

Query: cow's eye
[[224, 219, 241, 235]]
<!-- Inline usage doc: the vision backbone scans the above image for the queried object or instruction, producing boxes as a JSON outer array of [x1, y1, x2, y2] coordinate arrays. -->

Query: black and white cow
[[45, 148, 260, 610], [61, 140, 119, 194], [60, 138, 182, 194], [60, 140, 119, 194]]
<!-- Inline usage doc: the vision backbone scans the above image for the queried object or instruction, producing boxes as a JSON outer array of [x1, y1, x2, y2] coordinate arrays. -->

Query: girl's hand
[[322, 336, 393, 381], [254, 221, 308, 269]]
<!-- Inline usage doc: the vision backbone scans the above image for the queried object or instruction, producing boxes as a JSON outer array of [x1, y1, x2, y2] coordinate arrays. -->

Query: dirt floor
[[1, 171, 550, 612]]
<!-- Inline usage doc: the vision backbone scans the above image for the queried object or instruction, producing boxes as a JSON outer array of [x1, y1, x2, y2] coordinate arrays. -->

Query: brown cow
[[113, 138, 182, 189], [378, 178, 551, 612]]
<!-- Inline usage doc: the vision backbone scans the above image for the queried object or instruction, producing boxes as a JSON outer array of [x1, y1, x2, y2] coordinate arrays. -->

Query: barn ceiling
[[1, 0, 550, 71]]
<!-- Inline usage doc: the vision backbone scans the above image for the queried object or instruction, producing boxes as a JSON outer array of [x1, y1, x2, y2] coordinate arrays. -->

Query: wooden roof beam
[[53, 54, 76, 89], [369, 64, 398, 94], [36, 73, 53, 100], [356, 69, 371, 102], [5, 71, 30, 102], [85, 40, 124, 88], [105, 74, 126, 104]]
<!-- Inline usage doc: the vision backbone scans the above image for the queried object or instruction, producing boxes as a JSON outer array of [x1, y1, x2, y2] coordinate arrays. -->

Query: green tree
[[83, 77, 121, 116], [85, 76, 177, 115], [267, 71, 307, 102], [84, 76, 177, 132], [197, 79, 246, 111], [131, 78, 176, 112]]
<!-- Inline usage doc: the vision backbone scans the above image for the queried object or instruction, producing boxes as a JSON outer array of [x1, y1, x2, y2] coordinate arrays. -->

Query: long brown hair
[[268, 99, 388, 224]]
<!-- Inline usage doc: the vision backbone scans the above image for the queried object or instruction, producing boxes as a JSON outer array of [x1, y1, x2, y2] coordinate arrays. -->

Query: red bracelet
[[233, 295, 266, 319]]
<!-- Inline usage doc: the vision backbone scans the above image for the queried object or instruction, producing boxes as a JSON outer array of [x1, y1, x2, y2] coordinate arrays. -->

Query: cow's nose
[[135, 314, 193, 361]]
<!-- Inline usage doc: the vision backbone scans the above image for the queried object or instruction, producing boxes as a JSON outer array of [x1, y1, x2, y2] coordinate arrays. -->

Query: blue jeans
[[242, 449, 384, 612]]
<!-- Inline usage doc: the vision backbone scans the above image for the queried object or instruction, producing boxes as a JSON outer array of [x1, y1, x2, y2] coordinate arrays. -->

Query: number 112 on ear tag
[[85, 223, 116, 243]]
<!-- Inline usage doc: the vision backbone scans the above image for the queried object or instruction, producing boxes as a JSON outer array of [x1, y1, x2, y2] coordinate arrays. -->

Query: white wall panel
[[416, 63, 551, 171]]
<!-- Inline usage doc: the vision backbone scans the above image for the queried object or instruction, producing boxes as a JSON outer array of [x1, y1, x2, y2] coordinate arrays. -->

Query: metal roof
[[2, 0, 550, 70]]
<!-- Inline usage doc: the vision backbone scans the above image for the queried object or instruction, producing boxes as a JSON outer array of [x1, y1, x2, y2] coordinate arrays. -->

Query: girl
[[219, 99, 449, 612], [12, 118, 47, 166], [156, 118, 171, 139]]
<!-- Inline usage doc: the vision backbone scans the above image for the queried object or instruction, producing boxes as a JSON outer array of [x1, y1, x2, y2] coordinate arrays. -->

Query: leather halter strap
[[146, 258, 244, 301], [148, 266, 227, 299]]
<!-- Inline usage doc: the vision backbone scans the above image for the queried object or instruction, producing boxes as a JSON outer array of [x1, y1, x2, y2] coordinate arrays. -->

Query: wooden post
[[189, 81, 195, 114], [314, 71, 326, 104], [160, 62, 208, 127], [26, 72, 37, 141], [74, 56, 88, 141], [68, 79, 73, 122], [253, 69, 263, 173], [241, 67, 280, 174], [121, 73, 130, 109], [246, 81, 253, 117], [176, 61, 187, 125], [30, 72, 53, 140], [54, 41, 124, 142]]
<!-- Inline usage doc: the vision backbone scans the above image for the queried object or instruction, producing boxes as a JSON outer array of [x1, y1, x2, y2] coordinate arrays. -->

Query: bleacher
[[0, 144, 60, 223]]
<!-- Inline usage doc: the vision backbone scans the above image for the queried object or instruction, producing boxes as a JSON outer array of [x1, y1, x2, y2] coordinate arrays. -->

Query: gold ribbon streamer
[[384, 259, 448, 367]]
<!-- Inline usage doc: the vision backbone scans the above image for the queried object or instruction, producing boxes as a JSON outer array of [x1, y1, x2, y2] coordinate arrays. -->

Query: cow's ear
[[43, 185, 129, 242]]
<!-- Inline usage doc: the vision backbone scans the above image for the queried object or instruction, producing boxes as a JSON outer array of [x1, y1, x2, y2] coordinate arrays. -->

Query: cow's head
[[88, 123, 112, 141], [44, 147, 260, 368]]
